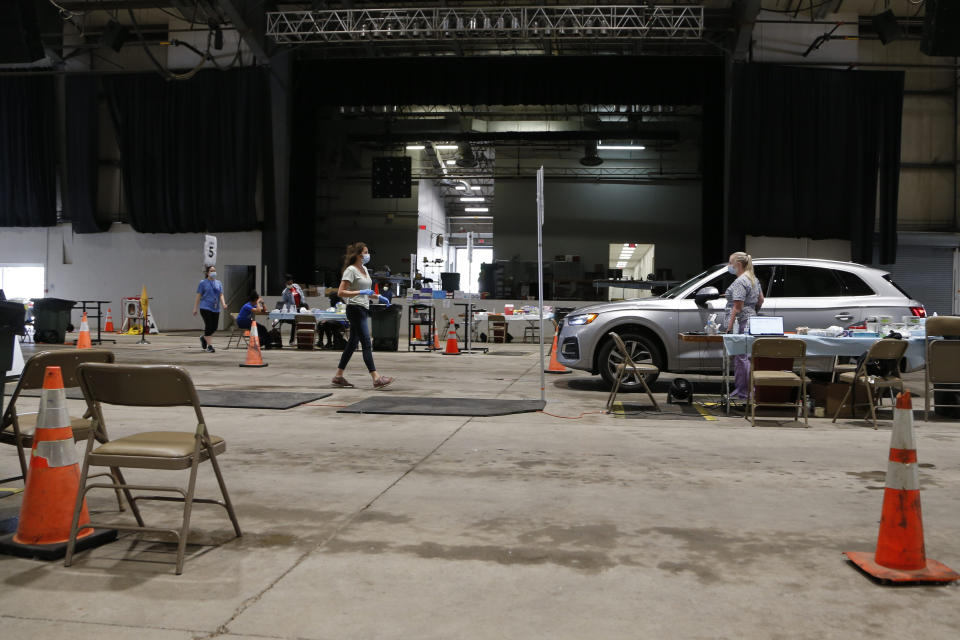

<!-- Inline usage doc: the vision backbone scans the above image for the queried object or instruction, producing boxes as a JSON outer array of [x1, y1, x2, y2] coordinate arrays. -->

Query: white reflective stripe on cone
[[886, 460, 920, 491], [33, 439, 78, 468], [36, 389, 70, 430], [889, 407, 916, 451]]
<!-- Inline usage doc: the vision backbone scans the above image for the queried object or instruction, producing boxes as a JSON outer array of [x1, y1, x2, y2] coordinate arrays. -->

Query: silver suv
[[557, 258, 926, 390]]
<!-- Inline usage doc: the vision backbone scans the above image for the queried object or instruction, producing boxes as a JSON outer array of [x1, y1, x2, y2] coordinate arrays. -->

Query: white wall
[[416, 179, 449, 281], [745, 236, 852, 262], [0, 224, 261, 331]]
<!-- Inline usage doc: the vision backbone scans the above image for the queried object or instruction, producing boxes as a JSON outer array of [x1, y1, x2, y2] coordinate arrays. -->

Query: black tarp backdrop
[[0, 76, 57, 227], [729, 64, 903, 264], [65, 75, 111, 233], [289, 56, 726, 279], [103, 67, 267, 233]]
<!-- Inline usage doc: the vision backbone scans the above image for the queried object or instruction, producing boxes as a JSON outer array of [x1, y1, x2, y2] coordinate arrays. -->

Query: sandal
[[331, 376, 355, 388]]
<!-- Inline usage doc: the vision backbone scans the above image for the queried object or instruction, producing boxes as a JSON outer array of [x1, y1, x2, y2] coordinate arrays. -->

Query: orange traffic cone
[[76, 312, 92, 349], [104, 308, 115, 333], [844, 392, 960, 584], [442, 319, 460, 355], [544, 332, 571, 374], [432, 325, 441, 350], [0, 366, 115, 560], [239, 322, 268, 368], [414, 324, 422, 341], [374, 283, 380, 295]]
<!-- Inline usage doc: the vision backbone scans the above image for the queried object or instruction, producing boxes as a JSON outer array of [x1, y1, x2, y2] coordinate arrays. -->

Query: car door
[[674, 265, 774, 371], [766, 265, 863, 331]]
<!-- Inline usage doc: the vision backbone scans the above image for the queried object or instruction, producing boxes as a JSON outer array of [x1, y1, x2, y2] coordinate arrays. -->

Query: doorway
[[0, 265, 45, 301], [607, 244, 655, 300], [455, 247, 493, 294]]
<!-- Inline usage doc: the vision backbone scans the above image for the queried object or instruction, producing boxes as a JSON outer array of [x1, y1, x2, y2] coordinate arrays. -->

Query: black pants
[[199, 309, 219, 337], [337, 305, 376, 372], [240, 321, 269, 340]]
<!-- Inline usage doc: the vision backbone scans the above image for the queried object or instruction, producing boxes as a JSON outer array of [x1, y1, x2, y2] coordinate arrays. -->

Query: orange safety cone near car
[[844, 392, 960, 584], [104, 308, 115, 333], [544, 333, 571, 374], [76, 312, 92, 349], [432, 325, 441, 350], [442, 319, 460, 355], [239, 322, 268, 368], [0, 366, 116, 560]]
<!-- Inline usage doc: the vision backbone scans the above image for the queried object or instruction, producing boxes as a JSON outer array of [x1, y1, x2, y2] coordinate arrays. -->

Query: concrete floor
[[1, 333, 959, 639]]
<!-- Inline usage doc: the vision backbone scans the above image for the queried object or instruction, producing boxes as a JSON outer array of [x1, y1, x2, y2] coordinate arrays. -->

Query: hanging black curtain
[[729, 64, 903, 264], [103, 67, 266, 233], [65, 75, 110, 233], [0, 75, 57, 227]]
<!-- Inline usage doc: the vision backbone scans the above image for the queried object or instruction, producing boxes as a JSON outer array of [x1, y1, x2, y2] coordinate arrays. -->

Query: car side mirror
[[694, 286, 721, 308]]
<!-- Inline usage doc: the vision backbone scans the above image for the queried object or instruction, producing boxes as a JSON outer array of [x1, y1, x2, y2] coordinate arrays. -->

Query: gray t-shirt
[[342, 265, 372, 309], [725, 273, 761, 331]]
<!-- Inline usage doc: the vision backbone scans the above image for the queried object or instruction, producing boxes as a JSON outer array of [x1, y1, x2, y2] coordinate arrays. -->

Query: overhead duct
[[456, 144, 478, 168]]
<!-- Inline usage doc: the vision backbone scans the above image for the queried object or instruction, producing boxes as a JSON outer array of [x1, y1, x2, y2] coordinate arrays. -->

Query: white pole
[[537, 167, 545, 404]]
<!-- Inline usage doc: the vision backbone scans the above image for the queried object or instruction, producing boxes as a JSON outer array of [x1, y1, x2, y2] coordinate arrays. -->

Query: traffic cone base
[[239, 323, 268, 368], [843, 392, 959, 585], [545, 333, 571, 374], [843, 551, 960, 584]]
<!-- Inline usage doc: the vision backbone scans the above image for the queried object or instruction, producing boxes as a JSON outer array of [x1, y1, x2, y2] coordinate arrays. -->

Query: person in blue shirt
[[192, 264, 227, 352], [236, 290, 268, 341]]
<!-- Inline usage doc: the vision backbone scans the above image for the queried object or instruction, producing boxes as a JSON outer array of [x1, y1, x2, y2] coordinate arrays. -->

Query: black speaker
[[371, 157, 412, 198], [871, 10, 901, 45], [921, 0, 960, 57], [0, 0, 43, 64]]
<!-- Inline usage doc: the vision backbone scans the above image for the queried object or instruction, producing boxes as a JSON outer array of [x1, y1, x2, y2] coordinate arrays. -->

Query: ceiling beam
[[732, 0, 762, 62]]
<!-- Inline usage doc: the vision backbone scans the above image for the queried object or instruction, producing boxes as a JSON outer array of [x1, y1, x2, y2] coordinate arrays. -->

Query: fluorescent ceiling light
[[464, 207, 489, 212], [616, 262, 627, 268], [405, 145, 426, 150], [471, 186, 482, 191], [435, 145, 459, 150], [445, 160, 457, 165], [455, 185, 467, 190], [598, 142, 646, 150], [460, 197, 484, 202]]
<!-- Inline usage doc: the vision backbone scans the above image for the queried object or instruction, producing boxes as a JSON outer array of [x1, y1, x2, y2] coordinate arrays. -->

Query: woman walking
[[725, 251, 764, 399], [193, 264, 227, 352], [331, 242, 394, 389]]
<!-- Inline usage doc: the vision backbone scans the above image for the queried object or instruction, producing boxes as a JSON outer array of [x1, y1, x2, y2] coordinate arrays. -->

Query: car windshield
[[659, 265, 725, 299]]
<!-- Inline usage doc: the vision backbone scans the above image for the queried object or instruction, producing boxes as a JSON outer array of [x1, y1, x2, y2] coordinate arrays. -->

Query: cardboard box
[[808, 381, 870, 419]]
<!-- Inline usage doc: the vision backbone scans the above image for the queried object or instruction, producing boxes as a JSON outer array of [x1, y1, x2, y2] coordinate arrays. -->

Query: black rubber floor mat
[[485, 351, 531, 356], [17, 388, 330, 410], [339, 396, 545, 416]]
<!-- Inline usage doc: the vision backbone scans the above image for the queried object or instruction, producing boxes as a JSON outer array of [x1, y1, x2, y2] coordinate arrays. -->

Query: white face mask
[[727, 265, 736, 275], [362, 253, 371, 265], [208, 271, 217, 279]]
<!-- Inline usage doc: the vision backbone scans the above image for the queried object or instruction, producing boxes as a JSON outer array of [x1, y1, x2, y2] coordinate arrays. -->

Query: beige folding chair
[[605, 332, 660, 413], [924, 316, 960, 421], [748, 338, 807, 427], [488, 314, 507, 343], [1, 350, 116, 479], [66, 363, 241, 575], [831, 338, 908, 429], [225, 313, 250, 350]]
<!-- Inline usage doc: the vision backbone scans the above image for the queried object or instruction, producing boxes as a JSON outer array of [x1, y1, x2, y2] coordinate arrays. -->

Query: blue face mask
[[727, 265, 737, 275], [362, 253, 371, 265]]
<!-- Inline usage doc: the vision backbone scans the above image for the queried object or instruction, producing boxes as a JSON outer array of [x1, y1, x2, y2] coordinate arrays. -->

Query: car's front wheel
[[597, 331, 663, 391]]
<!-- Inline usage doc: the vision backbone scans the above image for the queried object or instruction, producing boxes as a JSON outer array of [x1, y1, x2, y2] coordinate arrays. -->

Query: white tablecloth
[[721, 334, 926, 368], [268, 310, 348, 323]]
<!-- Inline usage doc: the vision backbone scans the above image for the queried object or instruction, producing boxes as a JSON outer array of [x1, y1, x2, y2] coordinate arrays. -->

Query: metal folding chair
[[748, 338, 807, 428], [924, 316, 960, 421], [605, 332, 660, 413], [831, 338, 908, 430], [66, 363, 241, 574]]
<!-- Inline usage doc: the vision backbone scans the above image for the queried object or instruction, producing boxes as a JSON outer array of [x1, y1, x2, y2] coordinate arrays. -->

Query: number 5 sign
[[203, 235, 218, 266]]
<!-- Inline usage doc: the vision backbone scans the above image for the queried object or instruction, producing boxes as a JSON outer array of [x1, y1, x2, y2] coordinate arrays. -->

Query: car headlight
[[566, 313, 598, 326]]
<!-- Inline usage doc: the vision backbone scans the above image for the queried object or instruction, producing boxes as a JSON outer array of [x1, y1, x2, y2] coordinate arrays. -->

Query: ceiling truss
[[266, 5, 704, 45]]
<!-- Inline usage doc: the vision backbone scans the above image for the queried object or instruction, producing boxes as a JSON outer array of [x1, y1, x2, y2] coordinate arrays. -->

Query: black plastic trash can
[[372, 304, 402, 351], [440, 272, 460, 293], [30, 298, 75, 344], [1, 300, 26, 401]]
